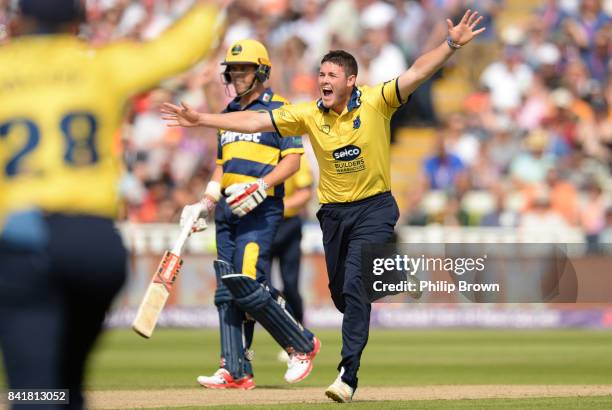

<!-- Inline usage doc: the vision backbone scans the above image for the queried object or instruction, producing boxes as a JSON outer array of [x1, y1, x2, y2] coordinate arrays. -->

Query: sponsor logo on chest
[[331, 144, 366, 174], [333, 145, 361, 161], [220, 131, 262, 146]]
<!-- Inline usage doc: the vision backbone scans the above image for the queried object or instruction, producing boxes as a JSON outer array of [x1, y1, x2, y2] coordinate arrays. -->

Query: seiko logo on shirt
[[220, 131, 262, 145], [332, 145, 361, 161]]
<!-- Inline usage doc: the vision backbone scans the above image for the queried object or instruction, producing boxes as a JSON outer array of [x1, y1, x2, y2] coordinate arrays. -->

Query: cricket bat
[[132, 203, 205, 338]]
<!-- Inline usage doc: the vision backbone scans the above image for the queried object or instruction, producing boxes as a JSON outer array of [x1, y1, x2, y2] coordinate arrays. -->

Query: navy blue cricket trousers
[[270, 216, 304, 323], [316, 192, 399, 389], [0, 214, 127, 410]]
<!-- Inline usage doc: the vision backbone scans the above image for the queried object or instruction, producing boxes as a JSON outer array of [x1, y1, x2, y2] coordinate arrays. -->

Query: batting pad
[[221, 272, 314, 354], [214, 260, 250, 379], [217, 302, 248, 379]]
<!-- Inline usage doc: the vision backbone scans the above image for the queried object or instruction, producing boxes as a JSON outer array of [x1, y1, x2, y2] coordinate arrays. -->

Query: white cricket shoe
[[325, 369, 354, 403], [283, 336, 321, 383], [197, 368, 255, 390]]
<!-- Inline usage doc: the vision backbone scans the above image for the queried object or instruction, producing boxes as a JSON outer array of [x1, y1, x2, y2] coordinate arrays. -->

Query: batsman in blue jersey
[[175, 39, 319, 389]]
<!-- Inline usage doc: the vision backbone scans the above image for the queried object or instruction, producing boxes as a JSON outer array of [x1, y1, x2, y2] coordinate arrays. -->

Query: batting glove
[[226, 178, 268, 217], [180, 182, 220, 232]]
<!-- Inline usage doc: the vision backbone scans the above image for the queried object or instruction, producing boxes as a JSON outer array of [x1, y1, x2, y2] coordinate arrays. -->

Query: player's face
[[318, 62, 356, 111], [227, 64, 257, 95]]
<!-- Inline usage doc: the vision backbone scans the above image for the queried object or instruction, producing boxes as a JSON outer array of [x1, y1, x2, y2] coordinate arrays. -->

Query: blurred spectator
[[273, 35, 319, 102], [581, 180, 607, 253], [135, 175, 173, 223], [488, 120, 522, 173], [288, 0, 329, 70], [399, 0, 449, 126], [545, 87, 592, 153], [443, 112, 481, 166], [465, 0, 503, 42], [470, 141, 502, 190], [423, 132, 466, 191], [563, 58, 598, 100], [519, 190, 569, 228], [538, 0, 572, 33], [583, 26, 611, 84], [523, 168, 580, 226], [130, 89, 176, 180], [358, 1, 406, 85], [564, 0, 611, 51], [480, 45, 534, 113], [600, 207, 612, 248], [392, 0, 426, 62], [577, 97, 612, 162], [323, 0, 360, 49], [510, 129, 555, 185], [517, 73, 554, 131], [480, 188, 519, 227]]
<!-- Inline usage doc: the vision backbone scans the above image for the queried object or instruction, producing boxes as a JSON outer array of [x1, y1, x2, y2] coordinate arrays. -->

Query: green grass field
[[80, 328, 612, 408], [165, 397, 612, 410]]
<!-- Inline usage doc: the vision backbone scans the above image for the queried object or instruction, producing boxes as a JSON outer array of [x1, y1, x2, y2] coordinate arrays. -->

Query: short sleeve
[[270, 103, 310, 137], [362, 78, 406, 119], [279, 136, 304, 157]]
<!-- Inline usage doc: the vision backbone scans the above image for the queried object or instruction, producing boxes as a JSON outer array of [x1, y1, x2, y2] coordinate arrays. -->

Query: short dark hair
[[320, 50, 358, 77]]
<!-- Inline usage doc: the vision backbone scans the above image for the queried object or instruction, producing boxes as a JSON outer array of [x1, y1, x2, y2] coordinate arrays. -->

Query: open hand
[[447, 9, 486, 47], [161, 102, 202, 128]]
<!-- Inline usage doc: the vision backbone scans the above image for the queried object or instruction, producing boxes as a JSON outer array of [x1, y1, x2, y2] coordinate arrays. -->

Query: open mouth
[[322, 88, 333, 97]]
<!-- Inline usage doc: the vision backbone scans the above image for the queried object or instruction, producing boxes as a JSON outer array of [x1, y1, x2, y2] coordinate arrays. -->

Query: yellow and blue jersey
[[0, 5, 222, 227], [270, 78, 405, 203], [217, 88, 303, 198]]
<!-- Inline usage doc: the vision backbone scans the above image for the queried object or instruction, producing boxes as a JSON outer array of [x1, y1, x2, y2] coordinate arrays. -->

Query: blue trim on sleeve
[[269, 110, 283, 136]]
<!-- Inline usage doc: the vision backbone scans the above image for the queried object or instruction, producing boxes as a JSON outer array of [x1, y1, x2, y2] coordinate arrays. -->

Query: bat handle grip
[[171, 202, 204, 256]]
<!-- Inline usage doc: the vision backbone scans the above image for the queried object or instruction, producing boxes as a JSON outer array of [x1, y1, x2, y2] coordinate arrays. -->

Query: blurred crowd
[[0, 0, 610, 247], [405, 0, 612, 251]]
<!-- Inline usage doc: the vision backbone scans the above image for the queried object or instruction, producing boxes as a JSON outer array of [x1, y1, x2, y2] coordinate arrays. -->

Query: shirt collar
[[316, 87, 362, 114], [347, 87, 362, 112], [227, 88, 274, 111]]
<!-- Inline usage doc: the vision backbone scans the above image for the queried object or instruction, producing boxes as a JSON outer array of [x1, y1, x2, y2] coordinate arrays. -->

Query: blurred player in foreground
[[0, 0, 224, 408], [162, 9, 485, 403], [179, 39, 320, 390]]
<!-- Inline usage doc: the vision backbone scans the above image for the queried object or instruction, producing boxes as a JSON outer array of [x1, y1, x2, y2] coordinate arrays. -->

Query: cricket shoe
[[197, 368, 255, 390], [284, 336, 321, 383], [325, 369, 354, 403], [277, 349, 290, 363]]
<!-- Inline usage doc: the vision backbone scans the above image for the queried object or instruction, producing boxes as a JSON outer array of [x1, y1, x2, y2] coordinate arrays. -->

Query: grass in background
[[86, 328, 612, 390]]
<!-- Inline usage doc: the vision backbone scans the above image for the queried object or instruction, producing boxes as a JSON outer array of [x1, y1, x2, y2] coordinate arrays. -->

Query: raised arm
[[397, 9, 485, 101], [160, 102, 275, 133]]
